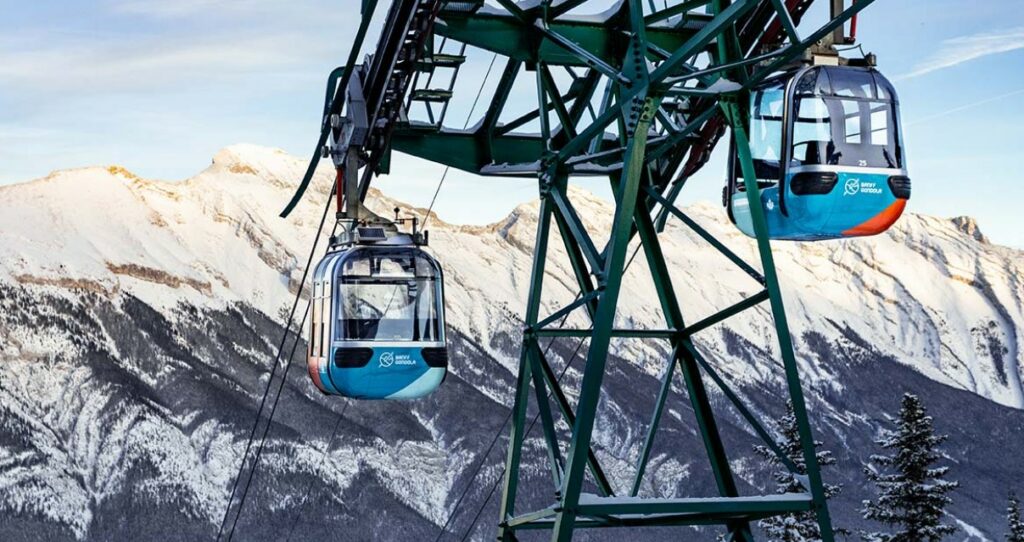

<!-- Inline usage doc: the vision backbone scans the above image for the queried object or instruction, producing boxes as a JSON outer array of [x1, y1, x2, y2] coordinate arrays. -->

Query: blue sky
[[2, 1, 1023, 246]]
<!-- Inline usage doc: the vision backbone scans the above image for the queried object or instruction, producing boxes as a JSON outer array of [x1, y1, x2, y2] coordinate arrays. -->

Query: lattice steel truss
[[285, 0, 879, 540]]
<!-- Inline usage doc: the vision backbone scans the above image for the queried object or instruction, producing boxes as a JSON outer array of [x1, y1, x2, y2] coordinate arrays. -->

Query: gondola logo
[[843, 178, 860, 196], [378, 351, 415, 367]]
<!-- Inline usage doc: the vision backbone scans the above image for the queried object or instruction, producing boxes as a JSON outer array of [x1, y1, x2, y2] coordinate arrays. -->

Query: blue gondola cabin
[[307, 242, 448, 400], [725, 64, 910, 241]]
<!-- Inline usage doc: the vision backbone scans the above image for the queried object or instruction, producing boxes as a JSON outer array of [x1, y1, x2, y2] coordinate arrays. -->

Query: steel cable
[[226, 43, 499, 542], [456, 334, 590, 542], [434, 241, 645, 541], [282, 403, 350, 542], [215, 181, 336, 541], [225, 300, 311, 541], [422, 52, 499, 229]]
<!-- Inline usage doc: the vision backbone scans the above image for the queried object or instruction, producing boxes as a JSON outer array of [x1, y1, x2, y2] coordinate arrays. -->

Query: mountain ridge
[[0, 142, 1003, 246], [0, 144, 1022, 541], [3, 143, 1020, 407]]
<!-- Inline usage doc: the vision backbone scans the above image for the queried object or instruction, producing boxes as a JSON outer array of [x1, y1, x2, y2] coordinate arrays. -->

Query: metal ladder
[[406, 36, 468, 128], [359, 0, 447, 173]]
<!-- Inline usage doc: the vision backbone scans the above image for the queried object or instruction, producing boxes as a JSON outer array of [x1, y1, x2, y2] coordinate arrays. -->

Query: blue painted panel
[[327, 346, 446, 400], [730, 170, 905, 241]]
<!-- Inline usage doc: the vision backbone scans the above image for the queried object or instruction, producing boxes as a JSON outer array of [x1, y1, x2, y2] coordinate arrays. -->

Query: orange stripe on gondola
[[308, 356, 326, 391], [842, 199, 907, 237]]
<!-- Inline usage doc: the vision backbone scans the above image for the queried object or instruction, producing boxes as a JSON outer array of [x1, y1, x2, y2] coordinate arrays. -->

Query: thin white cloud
[[0, 35, 321, 91], [904, 26, 1024, 79], [906, 87, 1024, 126], [0, 2, 365, 98], [0, 1, 358, 94], [107, 0, 279, 19]]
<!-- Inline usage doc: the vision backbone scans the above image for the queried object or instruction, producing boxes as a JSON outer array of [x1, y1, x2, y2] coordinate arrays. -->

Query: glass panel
[[874, 73, 893, 101], [750, 86, 784, 161], [790, 96, 832, 165], [826, 67, 875, 99], [790, 96, 901, 168], [870, 108, 888, 146], [336, 249, 442, 342], [831, 99, 899, 168], [320, 282, 329, 356], [737, 82, 785, 188], [780, 67, 903, 169], [794, 68, 823, 96], [843, 100, 861, 144], [311, 292, 320, 357]]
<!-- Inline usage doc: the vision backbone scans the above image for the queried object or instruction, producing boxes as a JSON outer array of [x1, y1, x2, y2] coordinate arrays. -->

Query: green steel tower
[[281, 1, 881, 540]]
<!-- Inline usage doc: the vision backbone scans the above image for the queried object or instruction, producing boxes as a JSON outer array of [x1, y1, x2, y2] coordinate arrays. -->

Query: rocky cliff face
[[1, 145, 1021, 541]]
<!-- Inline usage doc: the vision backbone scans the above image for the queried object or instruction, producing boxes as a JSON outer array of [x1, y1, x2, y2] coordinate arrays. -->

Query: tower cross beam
[[374, 1, 880, 540]]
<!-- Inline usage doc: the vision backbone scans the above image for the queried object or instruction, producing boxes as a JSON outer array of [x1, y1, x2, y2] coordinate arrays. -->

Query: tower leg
[[549, 97, 655, 542], [633, 197, 753, 541], [497, 197, 555, 540], [723, 100, 835, 541]]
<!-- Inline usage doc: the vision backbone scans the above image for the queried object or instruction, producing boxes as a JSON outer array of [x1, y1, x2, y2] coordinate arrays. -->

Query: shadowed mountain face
[[1, 145, 1021, 541]]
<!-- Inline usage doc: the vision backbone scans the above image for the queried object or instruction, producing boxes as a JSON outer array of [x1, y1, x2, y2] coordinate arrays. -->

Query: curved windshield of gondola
[[790, 67, 903, 169], [336, 249, 443, 342], [737, 79, 786, 189]]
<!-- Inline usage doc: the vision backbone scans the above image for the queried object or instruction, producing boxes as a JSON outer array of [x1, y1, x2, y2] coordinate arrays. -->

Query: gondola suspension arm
[[281, 0, 446, 220], [279, 0, 380, 218]]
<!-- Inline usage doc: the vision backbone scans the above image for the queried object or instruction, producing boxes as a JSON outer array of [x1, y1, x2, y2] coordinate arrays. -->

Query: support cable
[[422, 52, 499, 229], [457, 335, 590, 542], [232, 41, 497, 542], [226, 300, 313, 541], [282, 404, 350, 542], [433, 241, 645, 541], [215, 182, 336, 542], [431, 291, 581, 542]]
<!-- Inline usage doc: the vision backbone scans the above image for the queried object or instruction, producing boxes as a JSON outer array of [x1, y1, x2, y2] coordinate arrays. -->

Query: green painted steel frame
[[382, 1, 878, 540]]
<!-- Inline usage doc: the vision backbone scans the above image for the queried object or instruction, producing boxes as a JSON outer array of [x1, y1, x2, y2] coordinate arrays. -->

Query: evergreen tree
[[1008, 492, 1024, 542], [754, 401, 842, 542], [861, 393, 959, 542]]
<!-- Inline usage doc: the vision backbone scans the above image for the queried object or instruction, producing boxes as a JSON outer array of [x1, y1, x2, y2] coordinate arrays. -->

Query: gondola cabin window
[[751, 83, 785, 165], [318, 278, 330, 357], [789, 67, 903, 169], [735, 80, 786, 191], [309, 280, 330, 358], [311, 282, 320, 358], [336, 249, 443, 343]]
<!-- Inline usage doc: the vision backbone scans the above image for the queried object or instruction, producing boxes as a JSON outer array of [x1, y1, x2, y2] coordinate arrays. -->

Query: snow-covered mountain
[[1, 144, 1021, 541]]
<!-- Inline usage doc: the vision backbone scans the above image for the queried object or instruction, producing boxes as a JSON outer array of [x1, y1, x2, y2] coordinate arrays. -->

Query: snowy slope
[[0, 144, 1021, 541], [3, 143, 1020, 407]]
